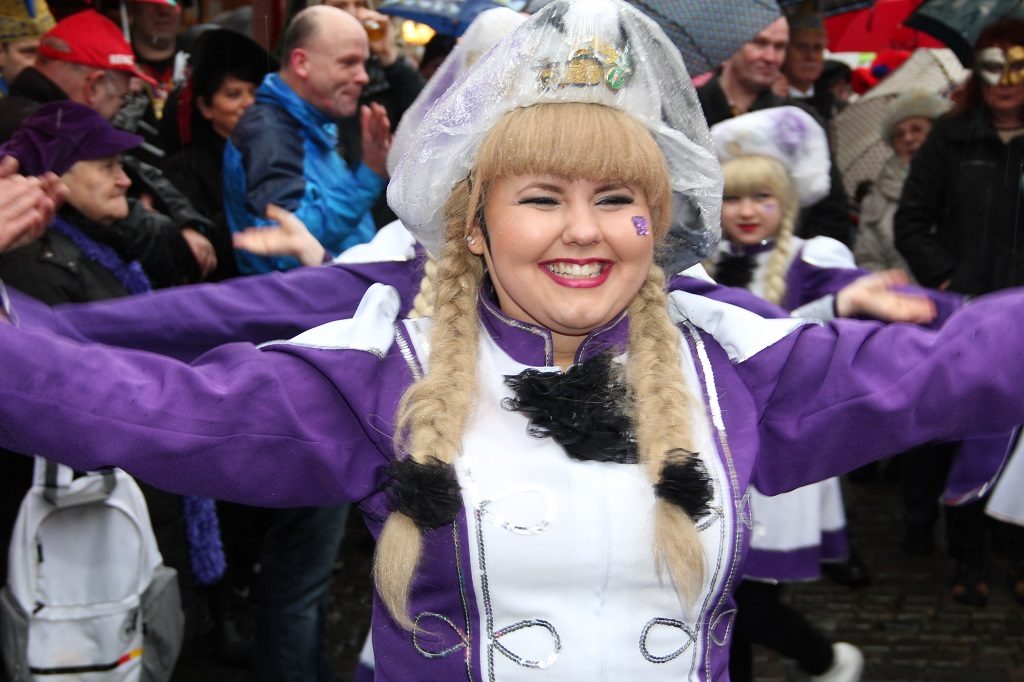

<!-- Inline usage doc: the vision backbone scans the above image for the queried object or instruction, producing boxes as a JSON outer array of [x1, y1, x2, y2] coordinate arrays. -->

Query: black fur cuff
[[655, 453, 713, 520], [384, 457, 462, 530]]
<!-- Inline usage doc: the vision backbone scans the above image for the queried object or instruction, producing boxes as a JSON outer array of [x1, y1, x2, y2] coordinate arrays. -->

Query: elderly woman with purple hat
[[0, 99, 225, 657], [0, 100, 145, 301]]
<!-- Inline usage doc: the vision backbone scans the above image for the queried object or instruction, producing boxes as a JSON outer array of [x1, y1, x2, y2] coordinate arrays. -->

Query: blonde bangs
[[472, 103, 672, 237], [721, 156, 796, 211]]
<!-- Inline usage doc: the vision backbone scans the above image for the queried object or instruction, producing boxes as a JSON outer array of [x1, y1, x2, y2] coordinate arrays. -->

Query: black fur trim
[[655, 453, 713, 520], [384, 457, 462, 530], [713, 253, 757, 290], [502, 353, 638, 464]]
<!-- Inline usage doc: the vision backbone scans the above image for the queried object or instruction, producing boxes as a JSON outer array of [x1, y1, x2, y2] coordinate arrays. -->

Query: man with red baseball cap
[[0, 9, 153, 137]]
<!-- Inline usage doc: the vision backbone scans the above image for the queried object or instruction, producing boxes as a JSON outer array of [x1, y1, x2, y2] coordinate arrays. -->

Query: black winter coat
[[894, 110, 1024, 295], [161, 125, 239, 281]]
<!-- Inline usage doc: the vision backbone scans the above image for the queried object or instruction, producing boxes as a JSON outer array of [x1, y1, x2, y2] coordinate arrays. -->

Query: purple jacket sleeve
[[0, 319, 407, 509], [7, 259, 423, 361], [743, 290, 1024, 494]]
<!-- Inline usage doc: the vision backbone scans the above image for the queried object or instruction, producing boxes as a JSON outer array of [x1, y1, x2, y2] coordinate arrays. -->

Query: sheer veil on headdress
[[387, 0, 723, 273]]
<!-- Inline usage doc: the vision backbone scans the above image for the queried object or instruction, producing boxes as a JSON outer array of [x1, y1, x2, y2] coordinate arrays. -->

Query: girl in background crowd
[[706, 105, 933, 682]]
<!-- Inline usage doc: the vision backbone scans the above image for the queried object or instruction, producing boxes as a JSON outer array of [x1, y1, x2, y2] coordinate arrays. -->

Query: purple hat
[[1, 101, 143, 177]]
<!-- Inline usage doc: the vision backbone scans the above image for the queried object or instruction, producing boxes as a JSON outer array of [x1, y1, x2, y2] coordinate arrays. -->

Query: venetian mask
[[976, 46, 1024, 86]]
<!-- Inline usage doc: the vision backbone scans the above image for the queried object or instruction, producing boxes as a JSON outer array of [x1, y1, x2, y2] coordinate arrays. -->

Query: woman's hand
[[181, 227, 218, 279], [361, 103, 392, 177], [233, 204, 326, 267], [0, 157, 65, 252], [835, 269, 937, 324]]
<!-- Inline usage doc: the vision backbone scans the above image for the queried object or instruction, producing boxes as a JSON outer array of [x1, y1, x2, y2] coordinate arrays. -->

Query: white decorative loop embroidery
[[697, 504, 724, 533], [639, 617, 698, 663], [709, 608, 737, 647], [478, 485, 557, 535], [492, 618, 561, 669], [737, 490, 754, 530], [412, 612, 470, 659]]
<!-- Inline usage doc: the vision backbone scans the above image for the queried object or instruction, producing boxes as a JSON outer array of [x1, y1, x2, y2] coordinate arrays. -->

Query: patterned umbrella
[[905, 0, 1024, 66], [524, 0, 782, 75], [831, 48, 966, 196], [623, 0, 783, 74]]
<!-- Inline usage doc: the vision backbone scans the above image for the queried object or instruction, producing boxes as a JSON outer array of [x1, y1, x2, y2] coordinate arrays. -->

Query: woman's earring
[[466, 235, 477, 246]]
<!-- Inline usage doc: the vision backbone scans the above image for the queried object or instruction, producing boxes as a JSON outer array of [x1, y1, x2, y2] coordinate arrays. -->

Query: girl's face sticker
[[977, 46, 1024, 86]]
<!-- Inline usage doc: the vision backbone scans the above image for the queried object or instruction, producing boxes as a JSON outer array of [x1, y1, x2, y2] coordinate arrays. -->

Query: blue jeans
[[252, 504, 350, 682]]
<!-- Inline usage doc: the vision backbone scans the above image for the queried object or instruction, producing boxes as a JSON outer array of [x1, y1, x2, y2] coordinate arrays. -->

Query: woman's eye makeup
[[518, 196, 560, 206], [596, 194, 634, 206]]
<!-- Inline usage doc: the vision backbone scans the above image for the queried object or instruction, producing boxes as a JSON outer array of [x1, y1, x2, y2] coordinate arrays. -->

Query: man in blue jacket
[[224, 4, 392, 274]]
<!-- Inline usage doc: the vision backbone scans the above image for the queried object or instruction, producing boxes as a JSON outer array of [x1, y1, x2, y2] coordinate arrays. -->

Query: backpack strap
[[34, 458, 117, 507]]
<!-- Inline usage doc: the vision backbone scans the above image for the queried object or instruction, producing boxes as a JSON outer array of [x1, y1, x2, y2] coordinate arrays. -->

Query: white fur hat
[[387, 0, 723, 274], [879, 89, 949, 145], [710, 106, 831, 207]]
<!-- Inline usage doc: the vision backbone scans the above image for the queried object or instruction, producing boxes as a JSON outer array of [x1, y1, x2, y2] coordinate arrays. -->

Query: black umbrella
[[905, 0, 1024, 66], [524, 0, 782, 75]]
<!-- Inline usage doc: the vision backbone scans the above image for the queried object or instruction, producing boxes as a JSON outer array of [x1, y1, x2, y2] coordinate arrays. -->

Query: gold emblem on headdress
[[536, 37, 633, 92]]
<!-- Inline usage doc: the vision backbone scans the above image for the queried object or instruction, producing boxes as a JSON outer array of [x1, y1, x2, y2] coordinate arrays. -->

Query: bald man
[[223, 5, 392, 274]]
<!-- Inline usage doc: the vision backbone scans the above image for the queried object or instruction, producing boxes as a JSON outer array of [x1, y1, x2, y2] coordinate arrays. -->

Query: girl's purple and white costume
[[1, 271, 1023, 680], [715, 234, 861, 583]]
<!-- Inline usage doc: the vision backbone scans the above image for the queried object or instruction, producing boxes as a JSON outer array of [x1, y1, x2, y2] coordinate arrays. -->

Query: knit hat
[[879, 90, 949, 145], [37, 10, 156, 84], [0, 0, 54, 42], [710, 106, 831, 207], [2, 100, 143, 176]]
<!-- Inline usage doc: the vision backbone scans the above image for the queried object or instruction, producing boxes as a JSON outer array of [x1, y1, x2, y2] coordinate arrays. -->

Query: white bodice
[[404, 321, 736, 680]]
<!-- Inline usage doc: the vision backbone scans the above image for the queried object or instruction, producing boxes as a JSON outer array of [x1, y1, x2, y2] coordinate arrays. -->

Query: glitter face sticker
[[632, 215, 650, 236]]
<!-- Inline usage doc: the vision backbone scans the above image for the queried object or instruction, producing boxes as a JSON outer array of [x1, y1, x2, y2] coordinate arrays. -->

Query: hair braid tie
[[654, 451, 713, 521], [385, 457, 462, 529]]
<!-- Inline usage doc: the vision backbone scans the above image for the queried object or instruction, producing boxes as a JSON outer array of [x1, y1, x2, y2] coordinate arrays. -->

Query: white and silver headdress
[[710, 106, 831, 207], [387, 0, 723, 274]]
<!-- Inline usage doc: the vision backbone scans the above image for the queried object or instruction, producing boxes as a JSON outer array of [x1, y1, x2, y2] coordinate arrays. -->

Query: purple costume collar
[[723, 238, 777, 257], [476, 283, 629, 367]]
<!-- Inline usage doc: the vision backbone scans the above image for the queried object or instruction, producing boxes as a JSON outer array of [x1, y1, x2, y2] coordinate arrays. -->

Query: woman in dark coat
[[895, 19, 1024, 295], [160, 29, 275, 281], [0, 101, 225, 655], [894, 17, 1024, 606]]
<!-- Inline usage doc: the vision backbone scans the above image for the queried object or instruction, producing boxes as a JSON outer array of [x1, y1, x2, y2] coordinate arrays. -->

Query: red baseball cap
[[37, 10, 156, 85]]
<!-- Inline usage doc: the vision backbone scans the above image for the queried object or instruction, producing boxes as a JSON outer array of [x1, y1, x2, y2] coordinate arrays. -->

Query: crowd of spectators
[[0, 1, 1021, 681]]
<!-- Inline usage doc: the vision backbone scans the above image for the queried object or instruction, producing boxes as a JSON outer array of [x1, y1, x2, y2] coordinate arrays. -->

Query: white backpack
[[0, 459, 184, 682]]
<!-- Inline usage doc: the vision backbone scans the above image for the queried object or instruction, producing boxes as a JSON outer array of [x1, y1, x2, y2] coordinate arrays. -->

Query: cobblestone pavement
[[172, 475, 1024, 681]]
